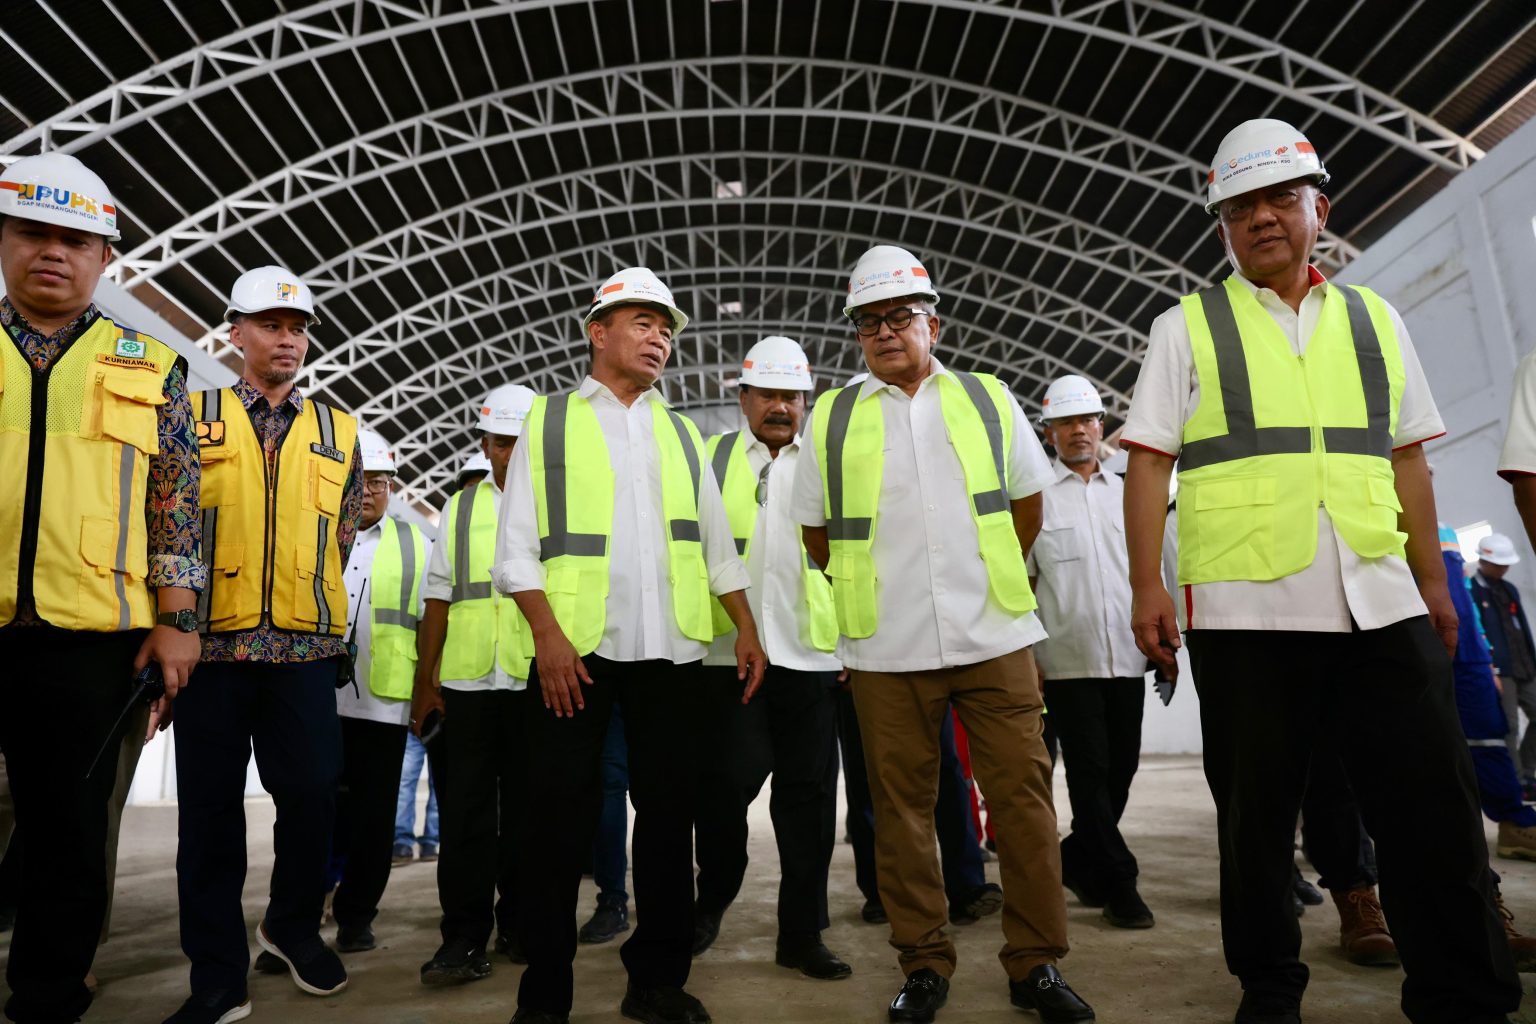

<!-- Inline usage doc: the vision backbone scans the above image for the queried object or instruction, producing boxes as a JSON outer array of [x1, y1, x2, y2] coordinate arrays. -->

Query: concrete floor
[[4, 755, 1532, 1024]]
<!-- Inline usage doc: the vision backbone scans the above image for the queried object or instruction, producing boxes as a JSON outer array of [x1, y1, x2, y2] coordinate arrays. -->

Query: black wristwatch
[[157, 609, 200, 633]]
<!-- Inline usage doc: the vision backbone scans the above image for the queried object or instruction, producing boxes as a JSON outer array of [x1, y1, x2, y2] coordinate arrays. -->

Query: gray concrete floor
[[5, 755, 1533, 1023]]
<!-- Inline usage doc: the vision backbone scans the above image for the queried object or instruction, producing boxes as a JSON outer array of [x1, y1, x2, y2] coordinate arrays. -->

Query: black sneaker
[[162, 990, 251, 1024], [495, 931, 528, 964], [861, 898, 888, 924], [255, 923, 347, 996], [691, 907, 723, 956], [336, 922, 375, 953], [579, 902, 630, 944], [621, 984, 712, 1024], [251, 952, 285, 975], [949, 882, 1003, 925], [1102, 887, 1154, 930], [421, 937, 493, 985]]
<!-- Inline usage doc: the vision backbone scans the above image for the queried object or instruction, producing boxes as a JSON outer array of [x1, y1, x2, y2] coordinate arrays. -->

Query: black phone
[[420, 707, 444, 745]]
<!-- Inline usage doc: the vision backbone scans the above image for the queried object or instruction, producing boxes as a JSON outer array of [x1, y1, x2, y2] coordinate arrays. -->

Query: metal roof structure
[[3, 0, 1534, 510]]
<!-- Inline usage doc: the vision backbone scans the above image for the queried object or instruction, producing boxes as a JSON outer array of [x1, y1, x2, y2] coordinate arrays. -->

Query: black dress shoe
[[889, 968, 948, 1023], [1061, 868, 1107, 909], [579, 901, 630, 944], [775, 937, 852, 980], [1101, 888, 1154, 929], [949, 882, 1003, 925], [1291, 869, 1324, 907], [1008, 965, 1095, 1022], [495, 932, 528, 964], [1234, 991, 1301, 1024], [335, 923, 375, 952], [420, 938, 492, 985], [861, 898, 888, 924], [620, 984, 711, 1024], [509, 1010, 570, 1024], [691, 908, 723, 956]]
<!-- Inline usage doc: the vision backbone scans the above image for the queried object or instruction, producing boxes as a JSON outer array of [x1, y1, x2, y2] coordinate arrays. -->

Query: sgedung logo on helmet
[[1220, 148, 1294, 182]]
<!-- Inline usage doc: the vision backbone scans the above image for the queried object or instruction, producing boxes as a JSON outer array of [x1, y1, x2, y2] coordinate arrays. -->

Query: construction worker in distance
[[1029, 374, 1153, 930], [1121, 117, 1518, 1024], [691, 336, 851, 980], [494, 267, 767, 1024], [794, 245, 1094, 1024], [172, 267, 364, 1024], [257, 428, 428, 963], [0, 151, 203, 1024], [410, 382, 538, 985], [453, 449, 492, 492]]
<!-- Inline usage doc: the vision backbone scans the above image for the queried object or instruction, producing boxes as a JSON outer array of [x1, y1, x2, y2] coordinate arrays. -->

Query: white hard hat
[[1205, 118, 1330, 214], [843, 245, 939, 319], [357, 428, 395, 474], [739, 336, 814, 391], [0, 152, 120, 241], [479, 383, 536, 436], [1478, 533, 1521, 566], [457, 450, 492, 479], [583, 267, 689, 337], [225, 266, 321, 326], [1040, 374, 1105, 423]]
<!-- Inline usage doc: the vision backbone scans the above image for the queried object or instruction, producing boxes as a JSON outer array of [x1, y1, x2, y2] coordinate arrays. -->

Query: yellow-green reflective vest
[[810, 372, 1036, 639], [368, 516, 425, 700], [440, 483, 529, 679], [704, 430, 837, 652], [522, 392, 713, 656], [1176, 276, 1407, 585]]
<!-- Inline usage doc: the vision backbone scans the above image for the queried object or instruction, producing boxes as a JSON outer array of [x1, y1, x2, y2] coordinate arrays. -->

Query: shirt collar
[[232, 376, 305, 415], [744, 431, 801, 460], [859, 355, 949, 399], [1051, 457, 1109, 484], [580, 375, 664, 407], [1233, 264, 1328, 302], [0, 295, 98, 344]]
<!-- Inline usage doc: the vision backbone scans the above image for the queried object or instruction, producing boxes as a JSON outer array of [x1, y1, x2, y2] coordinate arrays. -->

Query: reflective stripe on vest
[[1174, 276, 1407, 585], [537, 393, 607, 560], [369, 516, 423, 700], [441, 482, 528, 680]]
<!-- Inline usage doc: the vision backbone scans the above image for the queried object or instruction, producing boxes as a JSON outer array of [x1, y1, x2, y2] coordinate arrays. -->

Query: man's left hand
[[1421, 585, 1460, 657], [134, 625, 201, 698], [735, 630, 768, 703]]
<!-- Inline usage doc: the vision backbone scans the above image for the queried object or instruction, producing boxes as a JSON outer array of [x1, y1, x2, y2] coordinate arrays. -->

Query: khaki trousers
[[851, 646, 1068, 980]]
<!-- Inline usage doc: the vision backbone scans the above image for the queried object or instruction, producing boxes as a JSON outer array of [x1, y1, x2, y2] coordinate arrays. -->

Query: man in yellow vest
[[0, 151, 203, 1024], [172, 266, 363, 1024], [410, 382, 536, 986], [494, 267, 766, 1024], [1122, 118, 1517, 1024], [692, 336, 849, 980], [793, 246, 1094, 1024]]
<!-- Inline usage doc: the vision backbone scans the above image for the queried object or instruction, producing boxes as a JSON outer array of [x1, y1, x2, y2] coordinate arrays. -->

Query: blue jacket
[[1470, 573, 1536, 679]]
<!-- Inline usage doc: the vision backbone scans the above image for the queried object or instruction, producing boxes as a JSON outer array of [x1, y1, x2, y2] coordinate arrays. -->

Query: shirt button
[[927, 504, 935, 511]]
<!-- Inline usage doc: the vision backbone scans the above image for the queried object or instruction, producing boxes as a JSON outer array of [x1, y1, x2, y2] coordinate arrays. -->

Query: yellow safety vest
[[1176, 276, 1407, 585], [810, 371, 1036, 638], [0, 315, 178, 631], [192, 387, 358, 636], [369, 516, 425, 700], [439, 482, 529, 680], [522, 392, 712, 656], [704, 430, 837, 652]]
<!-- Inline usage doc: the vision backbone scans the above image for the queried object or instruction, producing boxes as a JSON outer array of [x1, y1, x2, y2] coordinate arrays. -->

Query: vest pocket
[[826, 550, 878, 639], [198, 445, 239, 509], [294, 543, 340, 627], [305, 458, 347, 519], [98, 370, 164, 454], [1190, 474, 1279, 575], [81, 516, 148, 580]]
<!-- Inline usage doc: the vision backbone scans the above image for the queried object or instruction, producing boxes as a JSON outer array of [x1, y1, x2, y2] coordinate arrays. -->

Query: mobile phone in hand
[[420, 707, 444, 745]]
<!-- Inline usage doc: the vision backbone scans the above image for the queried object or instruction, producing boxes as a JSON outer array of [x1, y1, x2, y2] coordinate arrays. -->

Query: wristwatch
[[157, 609, 200, 633]]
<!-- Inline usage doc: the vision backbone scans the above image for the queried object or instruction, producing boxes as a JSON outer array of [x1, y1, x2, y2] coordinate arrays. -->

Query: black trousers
[[1041, 677, 1144, 894], [694, 665, 839, 938], [173, 658, 342, 997], [1188, 618, 1519, 1024], [435, 686, 527, 948], [518, 657, 703, 1015], [332, 716, 408, 929], [0, 626, 140, 1024], [1299, 738, 1376, 892]]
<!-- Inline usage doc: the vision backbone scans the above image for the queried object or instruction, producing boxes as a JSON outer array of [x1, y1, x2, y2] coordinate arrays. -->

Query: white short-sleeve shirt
[[1499, 349, 1536, 481], [792, 357, 1055, 672], [1120, 268, 1445, 633]]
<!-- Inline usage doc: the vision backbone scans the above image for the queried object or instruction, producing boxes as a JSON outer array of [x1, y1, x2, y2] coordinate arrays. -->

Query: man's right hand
[[534, 625, 592, 717], [1131, 584, 1181, 679], [410, 666, 445, 740]]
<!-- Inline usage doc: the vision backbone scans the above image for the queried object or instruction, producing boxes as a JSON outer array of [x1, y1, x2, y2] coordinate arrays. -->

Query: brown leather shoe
[[1497, 820, 1536, 861], [1331, 886, 1399, 967], [1495, 886, 1536, 972]]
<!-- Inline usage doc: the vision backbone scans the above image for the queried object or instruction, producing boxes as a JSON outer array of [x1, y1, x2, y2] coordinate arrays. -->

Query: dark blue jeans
[[593, 703, 630, 907], [173, 657, 342, 997]]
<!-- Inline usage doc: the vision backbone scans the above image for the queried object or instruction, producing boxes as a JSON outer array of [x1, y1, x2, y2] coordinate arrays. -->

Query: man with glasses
[[795, 246, 1094, 1023], [692, 336, 850, 980]]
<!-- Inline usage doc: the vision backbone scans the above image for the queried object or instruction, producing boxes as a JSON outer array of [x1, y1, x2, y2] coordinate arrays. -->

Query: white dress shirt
[[337, 518, 432, 726], [1027, 460, 1142, 679], [705, 434, 842, 673], [1121, 268, 1445, 632], [492, 378, 752, 665], [425, 477, 525, 692], [791, 357, 1056, 672], [1499, 348, 1536, 480]]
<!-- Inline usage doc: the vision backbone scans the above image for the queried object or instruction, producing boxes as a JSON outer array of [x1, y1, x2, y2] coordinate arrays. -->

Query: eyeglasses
[[849, 307, 933, 336], [363, 478, 391, 495], [756, 461, 772, 506]]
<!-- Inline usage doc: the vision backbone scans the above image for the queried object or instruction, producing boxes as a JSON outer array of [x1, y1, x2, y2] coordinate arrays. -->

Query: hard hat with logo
[[1040, 374, 1105, 424], [479, 383, 537, 436], [583, 267, 689, 337], [357, 428, 395, 474], [1205, 118, 1330, 214], [225, 266, 321, 326], [457, 450, 492, 482], [0, 152, 121, 241], [1478, 533, 1521, 566], [843, 245, 940, 318], [738, 336, 814, 391]]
